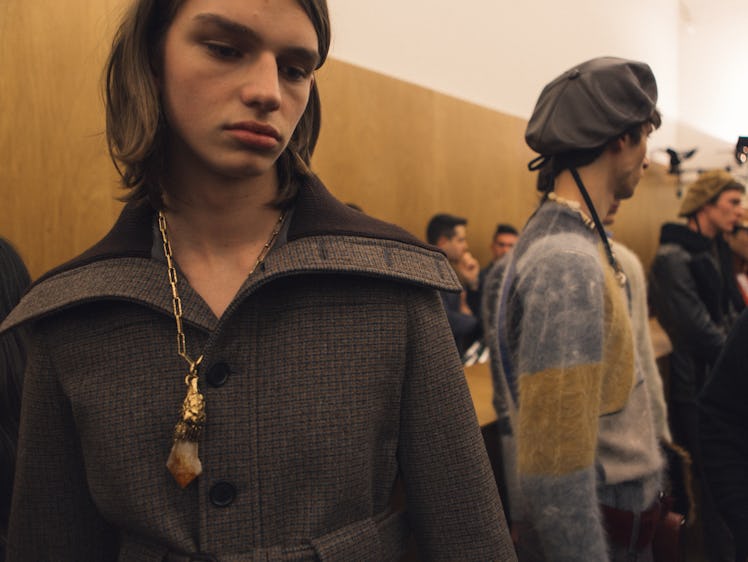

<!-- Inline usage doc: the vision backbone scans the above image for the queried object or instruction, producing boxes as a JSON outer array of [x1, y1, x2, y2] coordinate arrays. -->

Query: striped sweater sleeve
[[513, 245, 608, 561]]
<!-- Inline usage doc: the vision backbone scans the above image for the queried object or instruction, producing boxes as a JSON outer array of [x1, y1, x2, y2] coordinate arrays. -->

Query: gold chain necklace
[[158, 209, 286, 488]]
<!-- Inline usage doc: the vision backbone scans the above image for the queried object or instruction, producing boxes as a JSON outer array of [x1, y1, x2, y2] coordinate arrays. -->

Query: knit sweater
[[611, 240, 671, 442], [496, 202, 663, 561]]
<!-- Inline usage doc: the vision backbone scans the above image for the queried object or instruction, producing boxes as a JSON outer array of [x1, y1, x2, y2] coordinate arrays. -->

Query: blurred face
[[726, 227, 748, 262], [613, 123, 652, 200], [438, 225, 469, 262], [490, 233, 517, 260], [160, 0, 319, 182], [703, 189, 744, 235]]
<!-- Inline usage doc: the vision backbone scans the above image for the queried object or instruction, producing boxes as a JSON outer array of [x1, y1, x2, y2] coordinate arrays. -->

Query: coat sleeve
[[397, 288, 516, 561], [6, 324, 118, 561], [699, 309, 748, 558]]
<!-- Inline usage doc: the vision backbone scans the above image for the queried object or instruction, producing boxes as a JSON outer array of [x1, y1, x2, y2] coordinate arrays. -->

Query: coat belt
[[119, 510, 408, 562]]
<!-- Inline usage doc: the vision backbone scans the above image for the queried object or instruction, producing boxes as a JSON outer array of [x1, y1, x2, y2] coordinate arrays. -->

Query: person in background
[[492, 56, 664, 561], [1, 1, 515, 559], [426, 213, 483, 356], [700, 308, 748, 562], [724, 217, 748, 305], [480, 224, 519, 288], [0, 239, 30, 561], [490, 224, 519, 263], [650, 169, 745, 562]]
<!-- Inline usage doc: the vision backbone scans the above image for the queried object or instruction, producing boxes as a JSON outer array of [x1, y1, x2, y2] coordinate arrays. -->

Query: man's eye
[[206, 43, 241, 59], [279, 62, 312, 82]]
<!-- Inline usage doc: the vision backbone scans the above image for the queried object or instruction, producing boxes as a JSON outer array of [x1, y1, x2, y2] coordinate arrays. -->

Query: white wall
[[677, 0, 748, 177], [327, 0, 748, 175]]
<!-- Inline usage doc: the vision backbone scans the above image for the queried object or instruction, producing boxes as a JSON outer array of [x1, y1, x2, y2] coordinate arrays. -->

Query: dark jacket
[[439, 290, 481, 357], [700, 309, 748, 561], [649, 223, 742, 402], [1, 178, 516, 561]]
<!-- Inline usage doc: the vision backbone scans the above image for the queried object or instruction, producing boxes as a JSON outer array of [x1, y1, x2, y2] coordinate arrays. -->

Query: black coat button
[[206, 361, 231, 388], [209, 481, 236, 507]]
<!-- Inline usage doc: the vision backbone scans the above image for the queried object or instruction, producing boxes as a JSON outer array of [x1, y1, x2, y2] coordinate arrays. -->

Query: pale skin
[[552, 124, 653, 220], [157, 0, 319, 318]]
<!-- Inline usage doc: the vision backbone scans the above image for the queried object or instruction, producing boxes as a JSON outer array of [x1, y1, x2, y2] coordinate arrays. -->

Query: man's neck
[[162, 167, 281, 253], [687, 216, 717, 239], [553, 166, 614, 222]]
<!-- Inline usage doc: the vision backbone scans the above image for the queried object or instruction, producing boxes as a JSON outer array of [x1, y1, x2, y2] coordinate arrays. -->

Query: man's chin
[[615, 185, 637, 200]]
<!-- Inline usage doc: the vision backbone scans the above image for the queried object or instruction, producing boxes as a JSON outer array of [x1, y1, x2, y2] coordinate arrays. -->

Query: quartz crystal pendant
[[167, 372, 206, 488], [167, 439, 203, 488]]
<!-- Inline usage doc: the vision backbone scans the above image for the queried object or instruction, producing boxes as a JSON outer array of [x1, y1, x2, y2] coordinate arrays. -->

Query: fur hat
[[526, 57, 658, 156], [678, 170, 745, 217]]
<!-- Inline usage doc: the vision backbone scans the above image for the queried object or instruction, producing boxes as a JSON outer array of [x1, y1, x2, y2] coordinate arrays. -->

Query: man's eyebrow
[[193, 13, 253, 36], [192, 12, 320, 67]]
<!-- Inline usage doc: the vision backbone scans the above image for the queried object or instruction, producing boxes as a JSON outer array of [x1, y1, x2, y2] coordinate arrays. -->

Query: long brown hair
[[104, 0, 330, 209]]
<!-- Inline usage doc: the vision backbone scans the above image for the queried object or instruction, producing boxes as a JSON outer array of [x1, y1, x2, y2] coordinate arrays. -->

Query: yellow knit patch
[[600, 247, 635, 414], [517, 364, 603, 476]]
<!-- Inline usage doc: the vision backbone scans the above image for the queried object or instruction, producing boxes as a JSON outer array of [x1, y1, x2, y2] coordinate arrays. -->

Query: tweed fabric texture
[[3, 181, 515, 561], [494, 202, 663, 561]]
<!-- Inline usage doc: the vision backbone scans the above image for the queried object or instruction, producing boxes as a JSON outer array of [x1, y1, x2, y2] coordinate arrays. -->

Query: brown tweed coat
[[2, 179, 515, 561]]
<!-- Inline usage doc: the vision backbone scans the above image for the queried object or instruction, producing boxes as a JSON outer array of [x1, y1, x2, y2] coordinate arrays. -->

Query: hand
[[456, 251, 480, 290], [458, 290, 474, 316]]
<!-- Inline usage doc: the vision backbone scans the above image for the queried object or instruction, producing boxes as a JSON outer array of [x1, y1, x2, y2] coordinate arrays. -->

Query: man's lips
[[225, 122, 281, 150]]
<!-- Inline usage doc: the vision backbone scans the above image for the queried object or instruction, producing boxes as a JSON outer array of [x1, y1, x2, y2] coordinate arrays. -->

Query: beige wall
[[0, 3, 682, 279]]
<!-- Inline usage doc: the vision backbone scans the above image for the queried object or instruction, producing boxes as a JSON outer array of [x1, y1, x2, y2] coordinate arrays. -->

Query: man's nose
[[240, 53, 282, 112]]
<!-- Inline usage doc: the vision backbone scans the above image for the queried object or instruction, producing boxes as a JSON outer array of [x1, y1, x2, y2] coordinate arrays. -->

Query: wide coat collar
[[3, 177, 460, 332]]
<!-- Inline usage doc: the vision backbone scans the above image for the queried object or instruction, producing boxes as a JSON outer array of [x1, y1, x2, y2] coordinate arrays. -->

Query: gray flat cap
[[525, 57, 658, 156]]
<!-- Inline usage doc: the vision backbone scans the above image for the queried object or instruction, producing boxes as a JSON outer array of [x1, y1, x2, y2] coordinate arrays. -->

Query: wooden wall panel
[[0, 0, 128, 279], [1, 6, 683, 279], [313, 60, 539, 267]]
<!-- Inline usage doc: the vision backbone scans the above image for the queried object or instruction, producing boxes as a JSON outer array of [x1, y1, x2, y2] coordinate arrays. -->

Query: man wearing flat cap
[[650, 169, 745, 562], [489, 57, 664, 561]]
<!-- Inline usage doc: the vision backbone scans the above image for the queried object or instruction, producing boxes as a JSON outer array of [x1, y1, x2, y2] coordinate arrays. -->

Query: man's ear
[[435, 235, 449, 249], [608, 134, 630, 154]]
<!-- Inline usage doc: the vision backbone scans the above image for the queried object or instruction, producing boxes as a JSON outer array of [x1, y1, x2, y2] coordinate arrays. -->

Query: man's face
[[612, 123, 652, 200], [726, 225, 748, 261], [438, 225, 468, 262], [703, 190, 744, 235], [491, 233, 517, 260]]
